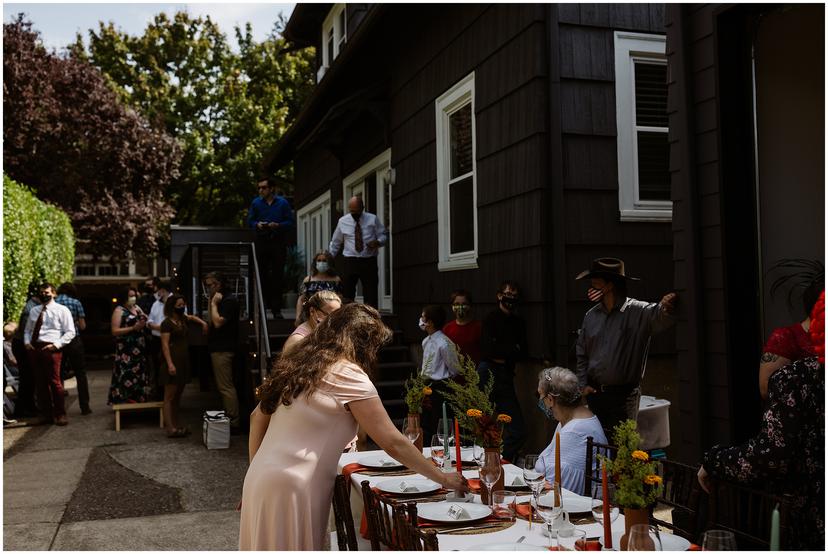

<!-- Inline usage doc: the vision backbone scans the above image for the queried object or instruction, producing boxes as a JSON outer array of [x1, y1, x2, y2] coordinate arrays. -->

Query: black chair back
[[331, 474, 358, 550], [394, 502, 439, 551], [706, 478, 793, 550], [651, 458, 703, 541], [583, 436, 619, 496]]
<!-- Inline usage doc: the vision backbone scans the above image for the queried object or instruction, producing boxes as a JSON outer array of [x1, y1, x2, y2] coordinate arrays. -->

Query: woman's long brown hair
[[257, 303, 393, 414]]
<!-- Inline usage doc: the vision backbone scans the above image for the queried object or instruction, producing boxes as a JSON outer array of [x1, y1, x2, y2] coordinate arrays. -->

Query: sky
[[4, 2, 296, 52]]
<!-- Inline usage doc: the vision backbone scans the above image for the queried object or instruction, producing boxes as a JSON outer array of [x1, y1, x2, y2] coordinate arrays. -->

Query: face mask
[[39, 294, 52, 303], [587, 287, 605, 303], [537, 397, 554, 420], [315, 261, 329, 273], [500, 296, 518, 310], [125, 297, 137, 307], [453, 305, 469, 318], [174, 306, 186, 315], [418, 318, 427, 331]]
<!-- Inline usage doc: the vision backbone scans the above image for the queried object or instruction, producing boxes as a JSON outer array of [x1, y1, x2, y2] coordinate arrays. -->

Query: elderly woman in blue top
[[536, 366, 607, 496], [247, 178, 295, 315]]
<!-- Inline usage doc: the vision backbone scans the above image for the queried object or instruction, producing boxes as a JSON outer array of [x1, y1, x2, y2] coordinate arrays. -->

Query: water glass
[[491, 490, 516, 521], [523, 454, 546, 494], [626, 524, 662, 551], [401, 416, 421, 444], [532, 482, 563, 547], [430, 434, 446, 470], [553, 528, 587, 551], [701, 530, 737, 550], [591, 482, 619, 525], [480, 451, 502, 507]]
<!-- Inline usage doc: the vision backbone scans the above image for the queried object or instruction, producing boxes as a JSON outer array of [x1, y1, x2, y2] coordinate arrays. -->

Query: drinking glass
[[532, 481, 563, 548], [436, 418, 451, 444], [626, 524, 662, 551], [472, 441, 485, 468], [491, 490, 516, 521], [523, 454, 546, 496], [430, 434, 446, 470], [701, 530, 737, 551], [480, 451, 502, 507], [401, 416, 421, 445], [553, 528, 587, 551], [591, 482, 620, 525]]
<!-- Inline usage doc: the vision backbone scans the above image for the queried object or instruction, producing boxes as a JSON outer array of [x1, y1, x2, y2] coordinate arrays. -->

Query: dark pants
[[421, 379, 450, 446], [60, 337, 90, 412], [28, 345, 65, 420], [341, 256, 379, 308], [11, 338, 37, 417], [478, 360, 527, 463], [585, 385, 641, 444], [254, 236, 286, 313], [149, 335, 163, 400]]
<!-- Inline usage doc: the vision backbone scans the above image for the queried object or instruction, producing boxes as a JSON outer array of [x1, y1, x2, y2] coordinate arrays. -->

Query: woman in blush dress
[[239, 303, 467, 550]]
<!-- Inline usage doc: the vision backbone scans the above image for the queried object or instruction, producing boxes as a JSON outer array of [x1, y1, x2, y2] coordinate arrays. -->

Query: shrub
[[3, 175, 75, 321]]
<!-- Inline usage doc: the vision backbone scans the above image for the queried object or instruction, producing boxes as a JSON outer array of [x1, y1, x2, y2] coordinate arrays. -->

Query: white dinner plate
[[463, 544, 548, 551], [600, 530, 691, 551], [358, 453, 404, 469], [375, 478, 441, 496], [417, 501, 492, 523], [515, 489, 593, 514]]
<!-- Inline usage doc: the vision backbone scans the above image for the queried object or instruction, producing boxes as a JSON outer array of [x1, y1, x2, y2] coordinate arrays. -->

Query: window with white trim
[[435, 72, 478, 271], [614, 31, 671, 221], [319, 4, 346, 81]]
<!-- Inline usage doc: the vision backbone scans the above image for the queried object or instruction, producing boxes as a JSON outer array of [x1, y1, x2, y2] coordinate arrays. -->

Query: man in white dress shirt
[[23, 283, 76, 426], [419, 305, 460, 443], [328, 196, 388, 308]]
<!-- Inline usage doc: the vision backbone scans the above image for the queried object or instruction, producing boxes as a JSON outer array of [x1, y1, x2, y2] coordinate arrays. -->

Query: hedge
[[3, 175, 75, 322]]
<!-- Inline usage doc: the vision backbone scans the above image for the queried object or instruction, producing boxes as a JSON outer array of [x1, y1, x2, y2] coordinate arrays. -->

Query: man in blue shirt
[[247, 178, 295, 315]]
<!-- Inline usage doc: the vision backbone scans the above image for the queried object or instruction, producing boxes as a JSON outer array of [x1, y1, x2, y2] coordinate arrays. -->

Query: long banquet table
[[337, 449, 628, 551]]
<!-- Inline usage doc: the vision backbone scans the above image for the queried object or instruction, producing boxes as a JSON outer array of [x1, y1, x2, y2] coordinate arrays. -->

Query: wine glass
[[626, 524, 662, 551], [479, 451, 502, 507], [591, 482, 620, 525], [523, 454, 545, 495], [532, 481, 563, 548], [436, 418, 451, 444], [430, 434, 446, 470], [401, 416, 421, 445], [701, 530, 737, 550]]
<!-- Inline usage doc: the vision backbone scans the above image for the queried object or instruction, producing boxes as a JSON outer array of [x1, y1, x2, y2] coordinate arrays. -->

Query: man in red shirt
[[442, 289, 482, 366]]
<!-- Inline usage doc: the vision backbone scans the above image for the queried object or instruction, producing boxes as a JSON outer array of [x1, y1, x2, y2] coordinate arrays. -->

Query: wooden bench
[[112, 401, 164, 431]]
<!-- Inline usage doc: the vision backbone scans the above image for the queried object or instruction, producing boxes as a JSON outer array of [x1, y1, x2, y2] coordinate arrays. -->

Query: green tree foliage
[[3, 16, 181, 260], [77, 12, 315, 226], [3, 175, 75, 322]]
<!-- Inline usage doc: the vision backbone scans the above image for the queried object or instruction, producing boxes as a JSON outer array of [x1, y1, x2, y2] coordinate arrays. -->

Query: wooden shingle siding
[[561, 135, 617, 191], [560, 81, 617, 136], [558, 3, 664, 33], [558, 25, 614, 81]]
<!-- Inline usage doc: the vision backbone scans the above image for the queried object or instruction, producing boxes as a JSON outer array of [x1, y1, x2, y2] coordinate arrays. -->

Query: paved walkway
[[4, 366, 248, 550]]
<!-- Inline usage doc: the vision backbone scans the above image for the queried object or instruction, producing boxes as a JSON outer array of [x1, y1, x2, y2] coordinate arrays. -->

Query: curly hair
[[538, 366, 582, 408], [257, 303, 393, 414]]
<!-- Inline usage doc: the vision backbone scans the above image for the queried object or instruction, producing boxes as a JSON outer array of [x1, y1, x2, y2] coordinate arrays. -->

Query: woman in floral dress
[[108, 287, 153, 404]]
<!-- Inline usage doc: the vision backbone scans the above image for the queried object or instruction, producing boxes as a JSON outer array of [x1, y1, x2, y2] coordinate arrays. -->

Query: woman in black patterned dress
[[293, 251, 343, 327], [108, 287, 153, 404]]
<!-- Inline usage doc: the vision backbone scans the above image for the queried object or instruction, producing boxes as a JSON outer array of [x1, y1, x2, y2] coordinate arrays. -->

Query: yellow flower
[[422, 386, 433, 396], [466, 409, 483, 418], [644, 475, 662, 486], [497, 414, 512, 423], [632, 450, 649, 461]]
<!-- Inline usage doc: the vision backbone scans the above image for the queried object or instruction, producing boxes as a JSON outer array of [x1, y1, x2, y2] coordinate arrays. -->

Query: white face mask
[[418, 317, 427, 331], [316, 261, 329, 273]]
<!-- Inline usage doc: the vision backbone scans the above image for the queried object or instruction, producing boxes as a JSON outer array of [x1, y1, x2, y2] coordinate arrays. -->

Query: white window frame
[[319, 4, 347, 81], [435, 72, 478, 271], [614, 31, 672, 222], [296, 190, 332, 276]]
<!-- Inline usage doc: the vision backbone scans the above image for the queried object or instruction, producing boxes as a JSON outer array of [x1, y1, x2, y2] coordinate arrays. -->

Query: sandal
[[166, 428, 187, 438]]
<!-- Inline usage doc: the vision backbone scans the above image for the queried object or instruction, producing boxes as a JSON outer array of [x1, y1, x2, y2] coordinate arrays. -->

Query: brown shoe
[[55, 415, 68, 426]]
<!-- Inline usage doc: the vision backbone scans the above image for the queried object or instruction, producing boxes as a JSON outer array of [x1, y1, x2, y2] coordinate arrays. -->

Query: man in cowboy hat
[[574, 257, 677, 441]]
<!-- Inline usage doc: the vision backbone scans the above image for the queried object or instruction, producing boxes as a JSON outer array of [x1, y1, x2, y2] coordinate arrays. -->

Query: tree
[[77, 12, 315, 226], [3, 16, 181, 260]]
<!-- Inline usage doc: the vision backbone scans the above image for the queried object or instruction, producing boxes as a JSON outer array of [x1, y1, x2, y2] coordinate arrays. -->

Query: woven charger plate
[[439, 520, 516, 535]]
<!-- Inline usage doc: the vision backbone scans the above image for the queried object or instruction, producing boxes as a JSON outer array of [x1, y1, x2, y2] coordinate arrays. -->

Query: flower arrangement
[[441, 350, 510, 449], [403, 371, 432, 414], [600, 420, 663, 509]]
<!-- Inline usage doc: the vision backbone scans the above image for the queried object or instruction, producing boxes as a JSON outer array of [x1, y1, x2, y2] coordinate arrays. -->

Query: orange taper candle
[[554, 431, 561, 487], [602, 462, 612, 549]]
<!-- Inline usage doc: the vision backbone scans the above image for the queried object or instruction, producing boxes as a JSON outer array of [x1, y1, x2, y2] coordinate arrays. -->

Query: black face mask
[[39, 294, 52, 303], [500, 296, 518, 310]]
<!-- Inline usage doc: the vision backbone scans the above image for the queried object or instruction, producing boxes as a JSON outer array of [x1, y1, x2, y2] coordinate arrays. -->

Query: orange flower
[[422, 386, 433, 396], [632, 450, 649, 462], [466, 409, 483, 418], [644, 475, 662, 486], [497, 414, 512, 424]]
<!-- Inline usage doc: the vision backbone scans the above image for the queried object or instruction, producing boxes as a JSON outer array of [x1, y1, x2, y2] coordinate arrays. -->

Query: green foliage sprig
[[404, 369, 432, 414], [600, 420, 663, 509], [3, 175, 75, 321]]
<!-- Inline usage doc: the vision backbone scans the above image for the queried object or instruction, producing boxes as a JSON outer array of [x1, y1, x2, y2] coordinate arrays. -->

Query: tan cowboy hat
[[575, 257, 641, 281]]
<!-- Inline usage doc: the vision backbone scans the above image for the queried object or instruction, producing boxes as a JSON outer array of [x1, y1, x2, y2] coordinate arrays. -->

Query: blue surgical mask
[[537, 397, 554, 420]]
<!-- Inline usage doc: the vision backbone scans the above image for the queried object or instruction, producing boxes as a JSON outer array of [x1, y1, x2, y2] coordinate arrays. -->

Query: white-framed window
[[319, 4, 347, 81], [614, 31, 671, 222], [296, 191, 332, 276], [435, 72, 478, 271]]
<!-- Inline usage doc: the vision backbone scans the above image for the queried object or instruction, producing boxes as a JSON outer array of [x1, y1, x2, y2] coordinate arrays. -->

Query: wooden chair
[[331, 474, 358, 550], [583, 436, 619, 496], [651, 458, 703, 541], [705, 477, 793, 550], [361, 479, 398, 550], [393, 502, 439, 551]]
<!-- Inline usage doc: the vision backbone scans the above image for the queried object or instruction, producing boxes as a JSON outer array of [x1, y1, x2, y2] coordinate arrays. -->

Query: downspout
[[545, 4, 569, 364]]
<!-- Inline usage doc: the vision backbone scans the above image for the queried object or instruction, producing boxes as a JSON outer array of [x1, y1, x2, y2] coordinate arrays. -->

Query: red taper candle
[[602, 462, 612, 549], [454, 418, 462, 474]]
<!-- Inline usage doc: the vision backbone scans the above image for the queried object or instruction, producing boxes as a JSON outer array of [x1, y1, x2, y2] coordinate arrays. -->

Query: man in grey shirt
[[575, 258, 677, 441]]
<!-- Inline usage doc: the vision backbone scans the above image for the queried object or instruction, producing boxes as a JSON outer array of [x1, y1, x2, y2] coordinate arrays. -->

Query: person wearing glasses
[[281, 291, 342, 355], [247, 177, 295, 317]]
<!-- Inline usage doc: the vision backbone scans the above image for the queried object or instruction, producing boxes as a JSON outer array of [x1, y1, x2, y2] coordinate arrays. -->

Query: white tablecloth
[[338, 449, 627, 550]]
